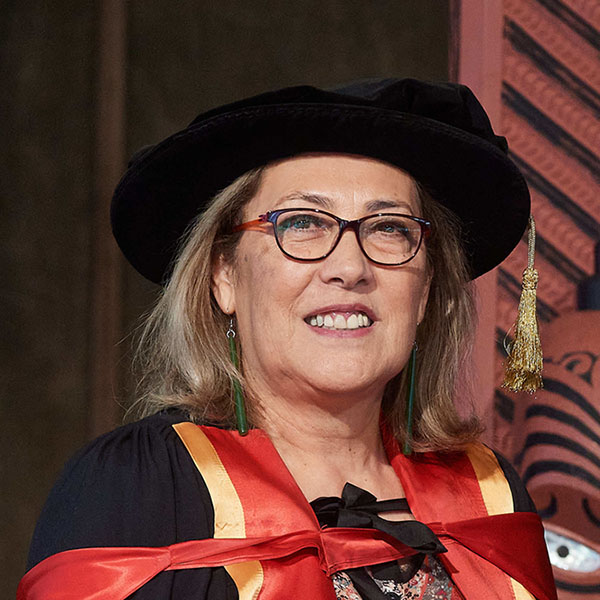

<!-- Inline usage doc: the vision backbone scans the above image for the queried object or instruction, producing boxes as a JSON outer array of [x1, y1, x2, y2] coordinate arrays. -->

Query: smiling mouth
[[304, 311, 373, 330]]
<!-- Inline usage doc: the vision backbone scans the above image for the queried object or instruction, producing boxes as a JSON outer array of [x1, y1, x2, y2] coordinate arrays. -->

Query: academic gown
[[21, 410, 557, 599]]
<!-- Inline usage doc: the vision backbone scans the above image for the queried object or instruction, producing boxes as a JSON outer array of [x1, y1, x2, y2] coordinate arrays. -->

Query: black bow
[[312, 482, 446, 555], [311, 483, 446, 599]]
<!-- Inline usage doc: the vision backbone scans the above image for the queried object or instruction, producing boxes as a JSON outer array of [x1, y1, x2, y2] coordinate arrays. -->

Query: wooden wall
[[494, 0, 600, 454]]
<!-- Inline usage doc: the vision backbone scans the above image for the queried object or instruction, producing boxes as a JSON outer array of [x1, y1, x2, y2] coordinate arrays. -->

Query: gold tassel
[[502, 216, 543, 393]]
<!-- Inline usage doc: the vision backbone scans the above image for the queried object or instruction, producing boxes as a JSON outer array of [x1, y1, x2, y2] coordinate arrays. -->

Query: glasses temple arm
[[233, 216, 269, 233]]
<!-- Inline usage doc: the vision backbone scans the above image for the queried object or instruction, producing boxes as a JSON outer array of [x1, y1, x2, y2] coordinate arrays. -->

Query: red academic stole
[[18, 423, 557, 600]]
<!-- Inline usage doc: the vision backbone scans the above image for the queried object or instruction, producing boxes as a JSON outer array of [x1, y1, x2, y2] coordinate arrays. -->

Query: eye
[[375, 221, 410, 235], [544, 528, 600, 572], [290, 216, 317, 229], [363, 216, 419, 246], [277, 212, 329, 234]]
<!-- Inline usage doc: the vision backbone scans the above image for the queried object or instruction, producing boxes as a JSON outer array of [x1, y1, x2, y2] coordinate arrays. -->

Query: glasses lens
[[275, 210, 337, 259], [360, 215, 423, 264]]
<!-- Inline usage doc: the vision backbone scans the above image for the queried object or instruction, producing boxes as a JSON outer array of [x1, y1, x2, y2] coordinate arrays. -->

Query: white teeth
[[307, 311, 372, 330], [333, 314, 347, 329], [346, 314, 359, 329]]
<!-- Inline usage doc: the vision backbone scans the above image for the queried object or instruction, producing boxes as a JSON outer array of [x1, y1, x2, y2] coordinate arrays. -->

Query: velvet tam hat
[[111, 78, 530, 284]]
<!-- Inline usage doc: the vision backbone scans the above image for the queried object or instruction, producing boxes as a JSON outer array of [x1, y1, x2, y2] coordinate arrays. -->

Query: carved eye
[[544, 529, 600, 572]]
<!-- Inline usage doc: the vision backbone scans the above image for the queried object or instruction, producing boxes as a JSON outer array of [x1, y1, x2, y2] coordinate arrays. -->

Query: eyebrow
[[365, 198, 414, 213], [277, 192, 415, 214], [278, 192, 333, 209]]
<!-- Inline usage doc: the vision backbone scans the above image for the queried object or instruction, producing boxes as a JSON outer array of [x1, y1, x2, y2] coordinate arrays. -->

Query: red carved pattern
[[500, 242, 577, 316], [538, 191, 595, 270], [497, 287, 519, 343], [502, 109, 600, 222], [495, 0, 600, 459], [504, 0, 600, 93], [494, 323, 506, 382], [561, 0, 600, 30], [529, 189, 595, 275], [503, 45, 600, 155]]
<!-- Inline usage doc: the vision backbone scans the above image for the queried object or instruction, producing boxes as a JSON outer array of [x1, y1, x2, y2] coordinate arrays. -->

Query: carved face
[[507, 312, 600, 598]]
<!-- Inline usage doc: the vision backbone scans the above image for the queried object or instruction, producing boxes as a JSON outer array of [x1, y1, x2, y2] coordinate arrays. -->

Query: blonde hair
[[382, 185, 482, 451], [132, 167, 482, 452]]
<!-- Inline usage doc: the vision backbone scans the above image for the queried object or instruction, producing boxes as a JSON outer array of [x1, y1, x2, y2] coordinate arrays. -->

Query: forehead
[[245, 154, 417, 217]]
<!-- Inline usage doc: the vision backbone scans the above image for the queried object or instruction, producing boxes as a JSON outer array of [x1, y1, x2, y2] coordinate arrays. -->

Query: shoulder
[[27, 410, 215, 569], [489, 447, 537, 513], [42, 410, 197, 499], [462, 442, 536, 513]]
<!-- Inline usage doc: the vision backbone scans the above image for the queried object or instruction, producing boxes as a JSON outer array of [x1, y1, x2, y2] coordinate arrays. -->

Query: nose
[[318, 228, 373, 289]]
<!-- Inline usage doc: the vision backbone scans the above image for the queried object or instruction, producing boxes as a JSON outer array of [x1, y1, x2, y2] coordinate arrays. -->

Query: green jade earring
[[226, 318, 249, 436], [402, 342, 418, 455]]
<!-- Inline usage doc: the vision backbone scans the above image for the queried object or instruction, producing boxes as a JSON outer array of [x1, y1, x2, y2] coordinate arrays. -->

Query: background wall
[[2, 2, 449, 596], [492, 2, 600, 595], [1, 2, 97, 594]]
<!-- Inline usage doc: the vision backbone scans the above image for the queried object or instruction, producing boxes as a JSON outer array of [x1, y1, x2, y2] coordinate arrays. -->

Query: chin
[[299, 368, 391, 400]]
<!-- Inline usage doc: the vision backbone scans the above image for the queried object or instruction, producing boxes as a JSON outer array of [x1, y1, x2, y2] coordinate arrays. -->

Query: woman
[[20, 79, 556, 599]]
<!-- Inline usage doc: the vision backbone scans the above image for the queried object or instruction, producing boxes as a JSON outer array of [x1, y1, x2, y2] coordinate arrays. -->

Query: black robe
[[26, 410, 536, 599]]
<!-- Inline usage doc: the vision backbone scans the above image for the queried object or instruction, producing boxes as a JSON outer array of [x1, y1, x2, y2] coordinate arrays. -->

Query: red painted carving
[[501, 245, 577, 315], [561, 0, 600, 31], [502, 110, 600, 223], [530, 190, 595, 274], [498, 312, 600, 595], [504, 0, 600, 93], [503, 45, 600, 156]]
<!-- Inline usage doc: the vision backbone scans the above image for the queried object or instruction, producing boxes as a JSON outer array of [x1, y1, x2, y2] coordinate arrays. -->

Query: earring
[[226, 318, 248, 436], [403, 342, 417, 455]]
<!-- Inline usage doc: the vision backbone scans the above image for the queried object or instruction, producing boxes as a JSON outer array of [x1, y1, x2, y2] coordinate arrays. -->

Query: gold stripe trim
[[465, 443, 513, 516], [510, 578, 536, 600], [466, 444, 535, 600], [173, 423, 264, 599]]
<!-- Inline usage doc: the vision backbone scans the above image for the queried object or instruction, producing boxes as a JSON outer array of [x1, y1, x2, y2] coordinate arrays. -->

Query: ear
[[211, 254, 236, 314]]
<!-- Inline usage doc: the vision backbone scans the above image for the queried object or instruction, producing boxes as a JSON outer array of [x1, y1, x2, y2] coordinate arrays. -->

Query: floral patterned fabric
[[332, 555, 465, 600]]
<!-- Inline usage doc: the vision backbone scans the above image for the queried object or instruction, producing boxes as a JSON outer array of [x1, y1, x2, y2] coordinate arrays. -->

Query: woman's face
[[212, 154, 431, 404]]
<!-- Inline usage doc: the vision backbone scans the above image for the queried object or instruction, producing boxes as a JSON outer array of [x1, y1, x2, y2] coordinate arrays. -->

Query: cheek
[[417, 279, 431, 323], [234, 249, 304, 328], [390, 274, 430, 322], [234, 243, 274, 295]]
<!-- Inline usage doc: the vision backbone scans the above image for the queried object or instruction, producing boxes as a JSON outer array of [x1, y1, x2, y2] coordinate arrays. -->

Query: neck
[[251, 381, 393, 500]]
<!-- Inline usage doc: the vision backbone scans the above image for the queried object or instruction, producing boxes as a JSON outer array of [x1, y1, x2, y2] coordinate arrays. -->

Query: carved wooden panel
[[494, 0, 600, 454]]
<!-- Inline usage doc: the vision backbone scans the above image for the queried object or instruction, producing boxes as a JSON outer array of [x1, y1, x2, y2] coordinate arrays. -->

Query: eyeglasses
[[234, 208, 431, 266]]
